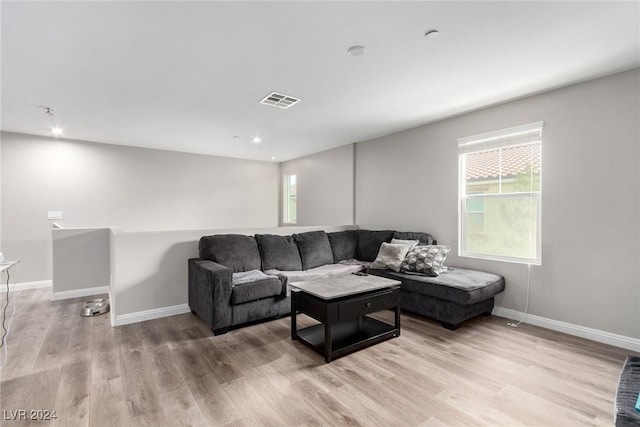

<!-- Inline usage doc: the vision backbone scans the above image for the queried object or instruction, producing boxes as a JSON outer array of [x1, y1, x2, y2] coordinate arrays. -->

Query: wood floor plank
[[52, 360, 91, 427], [186, 373, 244, 426], [91, 349, 121, 384], [118, 345, 169, 426], [1, 367, 62, 426], [158, 386, 208, 427], [1, 289, 636, 427], [144, 343, 185, 394], [89, 378, 128, 427]]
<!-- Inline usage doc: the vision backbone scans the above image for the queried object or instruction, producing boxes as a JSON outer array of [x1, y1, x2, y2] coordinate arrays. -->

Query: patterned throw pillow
[[370, 243, 412, 272], [401, 245, 451, 277]]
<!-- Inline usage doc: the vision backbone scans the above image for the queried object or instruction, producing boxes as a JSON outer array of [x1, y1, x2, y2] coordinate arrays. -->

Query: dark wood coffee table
[[290, 274, 401, 363]]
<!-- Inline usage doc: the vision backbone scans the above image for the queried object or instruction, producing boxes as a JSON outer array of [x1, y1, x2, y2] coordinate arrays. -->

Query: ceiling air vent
[[259, 92, 300, 109]]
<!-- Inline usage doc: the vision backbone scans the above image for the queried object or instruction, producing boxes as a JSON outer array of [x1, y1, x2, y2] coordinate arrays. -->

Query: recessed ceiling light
[[271, 156, 276, 160], [347, 45, 367, 56], [51, 127, 64, 136], [425, 30, 440, 39], [252, 137, 262, 144]]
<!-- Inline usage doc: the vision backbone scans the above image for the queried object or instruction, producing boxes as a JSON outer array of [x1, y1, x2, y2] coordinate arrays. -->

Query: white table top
[[0, 260, 19, 273], [290, 273, 400, 300]]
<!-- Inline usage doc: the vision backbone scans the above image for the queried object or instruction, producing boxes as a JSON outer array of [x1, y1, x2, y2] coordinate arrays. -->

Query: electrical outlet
[[47, 211, 63, 220]]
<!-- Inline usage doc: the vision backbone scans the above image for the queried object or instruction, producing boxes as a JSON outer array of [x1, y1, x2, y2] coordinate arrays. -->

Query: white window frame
[[458, 121, 543, 265], [282, 174, 297, 225]]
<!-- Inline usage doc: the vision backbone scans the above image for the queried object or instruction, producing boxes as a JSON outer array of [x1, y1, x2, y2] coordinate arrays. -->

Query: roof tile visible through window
[[466, 144, 540, 181]]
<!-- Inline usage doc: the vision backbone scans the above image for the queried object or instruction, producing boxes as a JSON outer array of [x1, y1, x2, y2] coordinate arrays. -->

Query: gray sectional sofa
[[188, 229, 505, 335]]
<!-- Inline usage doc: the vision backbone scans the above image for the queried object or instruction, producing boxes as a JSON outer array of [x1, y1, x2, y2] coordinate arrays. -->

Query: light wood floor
[[0, 288, 635, 426]]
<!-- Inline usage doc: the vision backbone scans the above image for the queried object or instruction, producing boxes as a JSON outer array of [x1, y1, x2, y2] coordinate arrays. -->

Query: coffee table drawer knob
[[365, 302, 372, 308]]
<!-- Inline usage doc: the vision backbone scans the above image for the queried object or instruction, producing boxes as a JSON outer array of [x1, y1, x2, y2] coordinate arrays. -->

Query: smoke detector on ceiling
[[259, 92, 300, 109]]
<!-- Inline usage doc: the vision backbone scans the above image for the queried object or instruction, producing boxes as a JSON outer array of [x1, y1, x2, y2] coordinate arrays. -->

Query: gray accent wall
[[280, 144, 355, 226], [355, 68, 640, 339], [0, 132, 280, 282]]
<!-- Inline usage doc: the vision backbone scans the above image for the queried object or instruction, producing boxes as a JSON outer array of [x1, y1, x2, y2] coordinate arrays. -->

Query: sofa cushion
[[401, 245, 451, 277], [230, 274, 284, 305], [393, 231, 434, 245], [266, 263, 368, 296], [327, 230, 358, 262], [370, 242, 412, 272], [255, 234, 302, 271], [232, 270, 275, 286], [357, 230, 395, 262], [294, 231, 334, 270], [368, 268, 505, 305], [267, 263, 367, 284], [198, 234, 261, 273]]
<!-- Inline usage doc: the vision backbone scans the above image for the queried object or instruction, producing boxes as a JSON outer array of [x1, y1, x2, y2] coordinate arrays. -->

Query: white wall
[[0, 132, 280, 282], [280, 144, 354, 226], [110, 224, 357, 325], [52, 227, 110, 300], [356, 69, 640, 339], [0, 135, 2, 253]]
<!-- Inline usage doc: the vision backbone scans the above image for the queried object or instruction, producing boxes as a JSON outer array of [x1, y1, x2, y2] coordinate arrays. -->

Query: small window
[[283, 174, 297, 224], [458, 122, 543, 264]]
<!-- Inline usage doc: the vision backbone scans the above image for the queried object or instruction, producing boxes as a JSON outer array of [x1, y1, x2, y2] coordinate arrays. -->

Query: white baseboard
[[113, 304, 191, 327], [51, 286, 110, 301], [0, 280, 52, 292], [492, 306, 640, 353]]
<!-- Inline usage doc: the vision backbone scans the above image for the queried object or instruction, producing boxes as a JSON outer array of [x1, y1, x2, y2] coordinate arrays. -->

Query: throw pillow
[[401, 245, 451, 277], [254, 234, 303, 271], [198, 234, 262, 273], [393, 231, 434, 245], [293, 231, 333, 270], [356, 230, 395, 262], [327, 230, 358, 262], [370, 242, 412, 272], [390, 238, 419, 248]]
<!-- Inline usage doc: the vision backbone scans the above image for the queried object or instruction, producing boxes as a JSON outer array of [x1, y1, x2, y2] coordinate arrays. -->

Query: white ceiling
[[2, 1, 639, 162]]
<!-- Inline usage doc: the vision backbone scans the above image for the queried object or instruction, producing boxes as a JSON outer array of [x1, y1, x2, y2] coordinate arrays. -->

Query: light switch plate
[[47, 211, 63, 220]]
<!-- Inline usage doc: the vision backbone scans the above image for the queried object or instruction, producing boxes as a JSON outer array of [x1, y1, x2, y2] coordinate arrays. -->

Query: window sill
[[460, 253, 541, 266]]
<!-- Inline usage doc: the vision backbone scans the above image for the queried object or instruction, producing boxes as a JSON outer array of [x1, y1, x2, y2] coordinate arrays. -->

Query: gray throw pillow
[[401, 245, 451, 277], [370, 242, 412, 272], [327, 230, 358, 262], [393, 231, 434, 245], [294, 231, 333, 270], [198, 234, 262, 273], [255, 234, 302, 271], [356, 230, 395, 262]]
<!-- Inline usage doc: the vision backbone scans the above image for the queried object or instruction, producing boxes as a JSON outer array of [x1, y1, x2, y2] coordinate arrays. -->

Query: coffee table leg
[[291, 292, 297, 340], [395, 305, 401, 337], [324, 323, 332, 363]]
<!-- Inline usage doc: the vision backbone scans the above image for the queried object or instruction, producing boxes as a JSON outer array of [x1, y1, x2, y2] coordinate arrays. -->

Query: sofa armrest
[[188, 258, 233, 333]]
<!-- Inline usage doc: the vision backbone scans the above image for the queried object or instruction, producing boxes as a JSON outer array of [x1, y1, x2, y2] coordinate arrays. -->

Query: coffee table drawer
[[338, 289, 399, 320]]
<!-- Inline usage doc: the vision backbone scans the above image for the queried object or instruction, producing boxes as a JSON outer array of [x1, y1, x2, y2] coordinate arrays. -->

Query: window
[[458, 122, 543, 264], [466, 191, 486, 233], [283, 174, 297, 224]]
